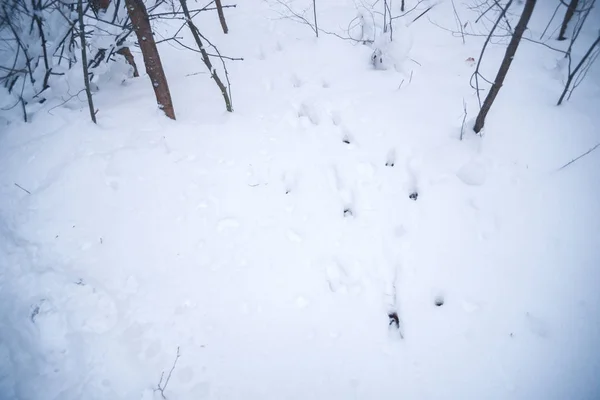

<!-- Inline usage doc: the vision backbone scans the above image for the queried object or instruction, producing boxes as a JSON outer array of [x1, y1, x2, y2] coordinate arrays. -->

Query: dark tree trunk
[[401, 0, 405, 12], [473, 0, 536, 134], [78, 0, 97, 123], [214, 0, 229, 34], [557, 32, 600, 105], [116, 47, 139, 77], [558, 0, 579, 41], [179, 0, 232, 112], [124, 0, 175, 119]]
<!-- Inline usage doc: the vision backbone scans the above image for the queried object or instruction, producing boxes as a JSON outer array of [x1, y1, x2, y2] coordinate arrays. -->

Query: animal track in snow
[[325, 261, 348, 293], [385, 149, 396, 167], [282, 171, 297, 194], [330, 110, 342, 126], [297, 103, 320, 125], [291, 74, 303, 88]]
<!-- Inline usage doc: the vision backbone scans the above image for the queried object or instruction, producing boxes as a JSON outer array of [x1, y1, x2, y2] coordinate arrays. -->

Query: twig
[[14, 183, 31, 194], [460, 98, 467, 140], [77, 0, 96, 123], [451, 0, 465, 44], [470, 0, 513, 108], [408, 4, 436, 25], [558, 142, 600, 170], [155, 346, 181, 399]]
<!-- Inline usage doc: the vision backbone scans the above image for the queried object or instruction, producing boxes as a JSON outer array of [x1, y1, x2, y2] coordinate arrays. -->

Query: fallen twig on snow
[[14, 183, 31, 194], [558, 142, 600, 170], [155, 347, 181, 399]]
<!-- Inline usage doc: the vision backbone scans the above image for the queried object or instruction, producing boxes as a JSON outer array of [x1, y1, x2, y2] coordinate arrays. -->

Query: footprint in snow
[[330, 110, 342, 126], [328, 166, 356, 218], [325, 261, 348, 293], [297, 102, 320, 125], [291, 74, 303, 88], [282, 171, 297, 194], [385, 149, 396, 167]]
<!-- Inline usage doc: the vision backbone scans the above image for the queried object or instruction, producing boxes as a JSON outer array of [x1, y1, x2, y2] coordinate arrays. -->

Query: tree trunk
[[78, 0, 97, 123], [557, 32, 600, 105], [116, 47, 139, 77], [313, 0, 319, 37], [179, 0, 232, 112], [124, 0, 175, 119], [558, 0, 579, 41], [473, 0, 536, 134], [214, 0, 229, 34], [91, 0, 139, 76]]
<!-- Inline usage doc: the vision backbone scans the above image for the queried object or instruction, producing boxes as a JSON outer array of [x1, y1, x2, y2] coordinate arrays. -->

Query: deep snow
[[1, 0, 600, 399]]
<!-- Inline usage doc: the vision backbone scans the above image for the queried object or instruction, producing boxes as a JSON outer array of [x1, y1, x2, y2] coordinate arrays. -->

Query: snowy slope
[[1, 0, 600, 399]]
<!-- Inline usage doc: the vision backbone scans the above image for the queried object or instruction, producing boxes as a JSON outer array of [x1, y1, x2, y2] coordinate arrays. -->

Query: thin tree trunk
[[313, 0, 319, 37], [78, 0, 97, 123], [473, 0, 536, 134], [116, 47, 139, 77], [558, 0, 579, 40], [124, 0, 175, 119], [179, 0, 232, 112], [91, 0, 139, 76], [214, 0, 229, 34], [401, 0, 405, 12], [557, 32, 600, 105]]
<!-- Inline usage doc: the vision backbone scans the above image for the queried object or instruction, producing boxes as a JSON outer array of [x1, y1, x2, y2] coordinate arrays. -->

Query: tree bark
[[473, 0, 536, 134], [214, 0, 229, 34], [558, 0, 579, 40], [124, 0, 175, 119]]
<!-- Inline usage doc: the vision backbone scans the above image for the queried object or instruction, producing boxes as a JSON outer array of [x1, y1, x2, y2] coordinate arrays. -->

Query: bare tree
[[179, 0, 232, 111], [558, 0, 579, 40], [557, 31, 600, 105], [473, 0, 536, 134], [78, 0, 96, 123], [215, 0, 229, 34], [124, 0, 176, 119], [273, 0, 318, 38]]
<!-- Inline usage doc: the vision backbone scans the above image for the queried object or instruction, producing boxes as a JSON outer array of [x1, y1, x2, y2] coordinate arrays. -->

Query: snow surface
[[1, 0, 600, 399]]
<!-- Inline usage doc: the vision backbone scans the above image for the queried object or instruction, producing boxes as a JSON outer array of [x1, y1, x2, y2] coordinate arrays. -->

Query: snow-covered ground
[[1, 0, 600, 399]]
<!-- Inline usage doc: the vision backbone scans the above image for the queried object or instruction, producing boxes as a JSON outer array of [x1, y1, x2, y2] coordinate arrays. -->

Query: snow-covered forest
[[1, 0, 599, 398]]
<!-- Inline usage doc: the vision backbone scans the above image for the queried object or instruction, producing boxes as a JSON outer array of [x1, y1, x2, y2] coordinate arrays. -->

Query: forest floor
[[1, 0, 599, 399]]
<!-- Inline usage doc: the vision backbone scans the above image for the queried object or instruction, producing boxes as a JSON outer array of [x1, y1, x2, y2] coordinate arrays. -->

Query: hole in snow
[[342, 136, 351, 144], [409, 192, 418, 201], [388, 312, 399, 329], [343, 208, 353, 218], [434, 296, 444, 307]]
